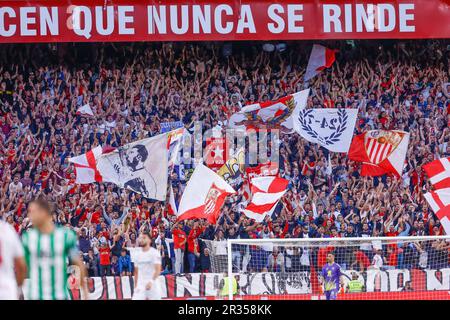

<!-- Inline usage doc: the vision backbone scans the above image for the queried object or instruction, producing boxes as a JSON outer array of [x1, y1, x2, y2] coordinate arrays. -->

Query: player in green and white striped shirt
[[22, 198, 88, 300]]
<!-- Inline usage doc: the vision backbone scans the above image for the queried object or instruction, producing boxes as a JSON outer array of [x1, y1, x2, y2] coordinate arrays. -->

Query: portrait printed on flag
[[97, 134, 169, 200], [115, 144, 157, 198]]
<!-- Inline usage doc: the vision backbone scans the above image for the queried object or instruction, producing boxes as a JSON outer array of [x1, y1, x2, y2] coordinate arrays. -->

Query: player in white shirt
[[0, 220, 27, 299], [132, 231, 162, 300], [371, 249, 384, 269]]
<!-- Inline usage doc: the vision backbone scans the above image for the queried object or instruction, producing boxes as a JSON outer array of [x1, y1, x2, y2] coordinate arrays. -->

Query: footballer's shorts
[[0, 283, 19, 300], [324, 289, 338, 300], [0, 289, 19, 300], [132, 285, 162, 300]]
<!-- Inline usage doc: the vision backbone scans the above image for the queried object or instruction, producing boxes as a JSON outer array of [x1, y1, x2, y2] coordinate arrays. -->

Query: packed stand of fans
[[0, 40, 449, 276]]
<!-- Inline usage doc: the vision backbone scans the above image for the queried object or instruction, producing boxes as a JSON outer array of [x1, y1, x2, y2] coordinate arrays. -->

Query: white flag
[[77, 103, 94, 116], [293, 108, 358, 153], [96, 133, 169, 200], [326, 154, 333, 176]]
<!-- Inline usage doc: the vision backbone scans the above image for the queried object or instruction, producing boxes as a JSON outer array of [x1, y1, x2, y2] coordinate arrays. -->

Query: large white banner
[[293, 108, 358, 153], [96, 134, 169, 200], [48, 268, 450, 300]]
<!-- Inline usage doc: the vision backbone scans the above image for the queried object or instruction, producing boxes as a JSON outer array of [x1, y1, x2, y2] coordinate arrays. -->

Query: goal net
[[204, 236, 450, 300]]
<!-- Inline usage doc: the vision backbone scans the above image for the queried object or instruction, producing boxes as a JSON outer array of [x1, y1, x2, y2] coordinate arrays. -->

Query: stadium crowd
[[0, 40, 449, 276]]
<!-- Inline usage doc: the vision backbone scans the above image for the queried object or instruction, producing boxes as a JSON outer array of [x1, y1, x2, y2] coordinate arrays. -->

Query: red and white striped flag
[[423, 188, 450, 235], [422, 157, 450, 190], [366, 136, 394, 163], [304, 44, 337, 81], [76, 103, 94, 116], [241, 176, 289, 222], [240, 179, 252, 203], [240, 162, 279, 203]]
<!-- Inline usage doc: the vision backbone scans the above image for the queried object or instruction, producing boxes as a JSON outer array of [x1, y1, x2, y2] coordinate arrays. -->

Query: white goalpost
[[217, 236, 450, 300]]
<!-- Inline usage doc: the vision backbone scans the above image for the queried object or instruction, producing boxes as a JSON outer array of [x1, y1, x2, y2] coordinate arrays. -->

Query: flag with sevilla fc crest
[[348, 130, 410, 178], [177, 163, 236, 224]]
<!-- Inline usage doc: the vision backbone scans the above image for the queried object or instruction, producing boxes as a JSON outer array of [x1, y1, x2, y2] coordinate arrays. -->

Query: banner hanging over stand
[[0, 0, 448, 43]]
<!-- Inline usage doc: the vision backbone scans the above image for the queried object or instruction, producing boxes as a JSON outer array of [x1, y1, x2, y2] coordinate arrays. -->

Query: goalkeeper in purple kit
[[320, 252, 343, 300]]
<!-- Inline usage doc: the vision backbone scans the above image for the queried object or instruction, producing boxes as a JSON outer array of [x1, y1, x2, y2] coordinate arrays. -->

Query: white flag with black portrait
[[96, 133, 169, 200], [293, 108, 358, 153]]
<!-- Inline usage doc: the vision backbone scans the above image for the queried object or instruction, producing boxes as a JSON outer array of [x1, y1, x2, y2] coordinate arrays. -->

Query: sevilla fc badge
[[364, 130, 404, 164], [204, 183, 225, 215]]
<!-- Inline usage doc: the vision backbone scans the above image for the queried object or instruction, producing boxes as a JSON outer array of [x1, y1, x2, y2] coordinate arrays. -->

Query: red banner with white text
[[0, 0, 448, 43]]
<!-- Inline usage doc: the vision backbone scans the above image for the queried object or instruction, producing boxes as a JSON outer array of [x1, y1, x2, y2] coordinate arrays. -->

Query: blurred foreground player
[[0, 220, 27, 299], [22, 198, 88, 300], [320, 252, 343, 300], [132, 232, 162, 300]]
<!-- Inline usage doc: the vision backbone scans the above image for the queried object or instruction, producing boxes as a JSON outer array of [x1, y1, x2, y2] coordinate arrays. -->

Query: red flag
[[204, 137, 227, 169]]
